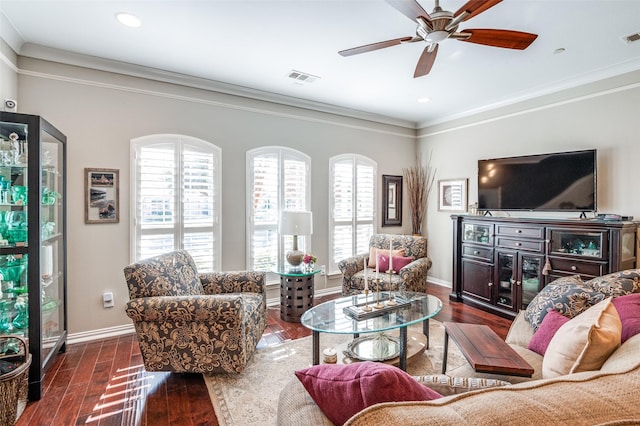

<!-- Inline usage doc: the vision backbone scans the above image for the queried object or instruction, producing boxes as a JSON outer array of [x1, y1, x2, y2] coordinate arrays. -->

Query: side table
[[275, 268, 321, 322]]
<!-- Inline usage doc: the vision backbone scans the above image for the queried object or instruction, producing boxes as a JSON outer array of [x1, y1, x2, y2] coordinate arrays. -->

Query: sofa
[[124, 249, 267, 374], [277, 269, 640, 425], [338, 234, 432, 295]]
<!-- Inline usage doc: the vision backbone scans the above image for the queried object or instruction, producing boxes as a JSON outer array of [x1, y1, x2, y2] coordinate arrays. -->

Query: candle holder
[[362, 288, 372, 312], [374, 277, 384, 309], [386, 269, 397, 306]]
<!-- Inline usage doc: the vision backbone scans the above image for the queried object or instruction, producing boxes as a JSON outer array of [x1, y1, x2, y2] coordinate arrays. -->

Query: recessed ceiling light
[[553, 48, 566, 54], [115, 12, 141, 28], [417, 97, 431, 103]]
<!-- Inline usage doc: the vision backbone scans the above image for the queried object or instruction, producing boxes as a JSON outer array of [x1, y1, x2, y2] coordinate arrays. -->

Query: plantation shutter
[[132, 135, 220, 272], [248, 147, 310, 273], [329, 155, 376, 273]]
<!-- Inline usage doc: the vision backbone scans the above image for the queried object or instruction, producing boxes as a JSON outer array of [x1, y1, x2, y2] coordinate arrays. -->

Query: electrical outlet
[[320, 265, 326, 275], [103, 292, 114, 308]]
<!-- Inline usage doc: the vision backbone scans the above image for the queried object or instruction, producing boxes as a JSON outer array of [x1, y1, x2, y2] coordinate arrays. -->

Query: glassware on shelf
[[42, 221, 55, 239], [0, 300, 14, 333], [12, 296, 28, 330], [10, 185, 27, 206], [6, 211, 27, 244], [0, 176, 10, 204], [41, 187, 61, 205]]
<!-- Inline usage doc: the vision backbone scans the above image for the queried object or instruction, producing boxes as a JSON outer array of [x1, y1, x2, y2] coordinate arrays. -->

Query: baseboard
[[73, 282, 449, 343], [67, 323, 135, 345]]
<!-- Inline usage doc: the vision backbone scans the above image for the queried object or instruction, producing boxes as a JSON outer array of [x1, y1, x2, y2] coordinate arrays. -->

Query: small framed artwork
[[438, 178, 468, 212], [85, 168, 119, 224], [382, 175, 402, 226]]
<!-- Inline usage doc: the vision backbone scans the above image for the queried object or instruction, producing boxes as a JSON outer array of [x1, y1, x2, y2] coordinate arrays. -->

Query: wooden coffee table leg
[[442, 330, 449, 374], [399, 327, 407, 371], [312, 331, 320, 365]]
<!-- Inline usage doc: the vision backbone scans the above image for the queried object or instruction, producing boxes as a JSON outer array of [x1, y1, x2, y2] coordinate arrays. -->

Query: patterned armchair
[[338, 234, 432, 295], [123, 250, 266, 374]]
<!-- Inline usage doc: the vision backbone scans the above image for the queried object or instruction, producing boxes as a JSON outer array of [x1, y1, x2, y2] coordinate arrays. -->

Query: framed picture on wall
[[85, 168, 119, 224], [438, 178, 468, 212], [382, 174, 402, 226]]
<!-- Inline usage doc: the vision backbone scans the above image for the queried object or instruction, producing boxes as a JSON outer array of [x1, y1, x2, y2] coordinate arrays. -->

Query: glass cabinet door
[[0, 120, 29, 338], [41, 133, 64, 355], [519, 254, 543, 310], [463, 222, 493, 245], [548, 228, 607, 259], [496, 252, 515, 309]]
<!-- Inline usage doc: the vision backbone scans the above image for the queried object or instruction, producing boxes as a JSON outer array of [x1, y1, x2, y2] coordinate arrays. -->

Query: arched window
[[329, 154, 377, 273], [131, 134, 221, 272], [247, 147, 311, 274]]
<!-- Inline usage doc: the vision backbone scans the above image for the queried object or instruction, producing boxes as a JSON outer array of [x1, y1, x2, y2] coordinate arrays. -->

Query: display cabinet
[[452, 215, 638, 319], [0, 112, 66, 400]]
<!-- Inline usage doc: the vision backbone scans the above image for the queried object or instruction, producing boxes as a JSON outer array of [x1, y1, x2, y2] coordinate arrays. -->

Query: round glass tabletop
[[300, 291, 442, 335]]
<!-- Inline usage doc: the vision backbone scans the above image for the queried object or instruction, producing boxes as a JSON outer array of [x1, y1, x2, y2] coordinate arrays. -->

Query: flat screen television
[[477, 149, 597, 212]]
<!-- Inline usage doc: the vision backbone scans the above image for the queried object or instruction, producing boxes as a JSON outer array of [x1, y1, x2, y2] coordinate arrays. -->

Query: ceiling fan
[[339, 0, 538, 78]]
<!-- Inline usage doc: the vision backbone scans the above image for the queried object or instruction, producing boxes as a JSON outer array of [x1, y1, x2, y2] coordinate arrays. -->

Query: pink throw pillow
[[367, 247, 406, 268], [376, 253, 414, 273], [295, 362, 441, 426], [612, 293, 640, 343], [528, 310, 570, 356]]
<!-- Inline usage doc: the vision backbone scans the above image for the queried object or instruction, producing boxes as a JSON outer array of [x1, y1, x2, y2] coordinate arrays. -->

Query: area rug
[[204, 319, 467, 426]]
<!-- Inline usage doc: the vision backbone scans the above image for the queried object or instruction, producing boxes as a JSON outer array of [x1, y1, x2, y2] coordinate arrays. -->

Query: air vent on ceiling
[[287, 70, 320, 84], [623, 32, 640, 43]]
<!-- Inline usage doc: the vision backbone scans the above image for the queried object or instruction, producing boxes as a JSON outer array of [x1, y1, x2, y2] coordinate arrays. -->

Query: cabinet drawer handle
[[516, 229, 522, 234], [488, 282, 493, 287], [516, 281, 521, 286], [473, 250, 480, 255], [515, 242, 522, 247], [571, 265, 577, 271]]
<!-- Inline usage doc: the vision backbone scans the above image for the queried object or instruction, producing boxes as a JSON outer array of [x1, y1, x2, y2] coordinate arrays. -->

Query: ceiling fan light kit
[[339, 0, 538, 78]]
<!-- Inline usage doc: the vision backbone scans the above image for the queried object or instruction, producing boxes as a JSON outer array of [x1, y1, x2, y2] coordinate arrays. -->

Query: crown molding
[[18, 43, 418, 130]]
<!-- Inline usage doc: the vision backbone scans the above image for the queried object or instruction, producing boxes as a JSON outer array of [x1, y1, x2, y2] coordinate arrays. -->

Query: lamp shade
[[279, 211, 313, 235]]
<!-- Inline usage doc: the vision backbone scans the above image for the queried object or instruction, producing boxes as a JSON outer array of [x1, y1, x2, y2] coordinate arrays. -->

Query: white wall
[[16, 56, 417, 336], [0, 39, 18, 108], [418, 70, 640, 286]]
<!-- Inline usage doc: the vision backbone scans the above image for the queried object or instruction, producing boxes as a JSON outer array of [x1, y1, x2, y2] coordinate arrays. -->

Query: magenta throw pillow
[[391, 255, 414, 272], [376, 252, 390, 273], [528, 310, 570, 356], [612, 293, 640, 343], [295, 362, 441, 425], [376, 253, 414, 273]]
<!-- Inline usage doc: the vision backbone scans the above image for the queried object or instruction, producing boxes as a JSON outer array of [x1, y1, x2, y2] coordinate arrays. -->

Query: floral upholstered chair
[[124, 249, 266, 374], [338, 234, 432, 295]]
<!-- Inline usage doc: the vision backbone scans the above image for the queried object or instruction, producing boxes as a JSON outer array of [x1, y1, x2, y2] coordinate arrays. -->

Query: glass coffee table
[[300, 292, 442, 371]]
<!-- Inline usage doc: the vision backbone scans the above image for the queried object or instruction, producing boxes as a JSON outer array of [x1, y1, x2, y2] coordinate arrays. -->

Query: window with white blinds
[[329, 154, 376, 274], [247, 147, 310, 274], [131, 135, 221, 272]]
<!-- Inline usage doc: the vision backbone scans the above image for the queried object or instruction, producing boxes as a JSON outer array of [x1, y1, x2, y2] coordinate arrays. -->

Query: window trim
[[130, 134, 222, 271]]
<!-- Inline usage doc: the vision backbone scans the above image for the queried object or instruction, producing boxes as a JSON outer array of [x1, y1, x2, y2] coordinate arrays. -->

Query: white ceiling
[[2, 0, 640, 128]]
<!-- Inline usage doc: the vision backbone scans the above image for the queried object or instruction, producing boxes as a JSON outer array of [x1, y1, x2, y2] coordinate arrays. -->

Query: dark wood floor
[[16, 284, 511, 426]]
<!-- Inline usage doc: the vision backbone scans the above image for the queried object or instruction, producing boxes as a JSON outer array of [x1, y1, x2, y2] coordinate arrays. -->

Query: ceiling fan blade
[[385, 0, 431, 23], [458, 29, 538, 49], [339, 36, 413, 56], [454, 0, 503, 21], [414, 44, 438, 78]]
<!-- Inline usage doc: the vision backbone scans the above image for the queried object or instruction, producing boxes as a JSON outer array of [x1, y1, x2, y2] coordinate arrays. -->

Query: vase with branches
[[403, 152, 436, 235]]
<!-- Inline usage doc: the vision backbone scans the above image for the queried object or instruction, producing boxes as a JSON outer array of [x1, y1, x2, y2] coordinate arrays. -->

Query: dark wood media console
[[451, 215, 638, 319]]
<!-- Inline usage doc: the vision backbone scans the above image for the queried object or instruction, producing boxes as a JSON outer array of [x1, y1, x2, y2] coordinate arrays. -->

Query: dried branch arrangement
[[403, 152, 436, 235]]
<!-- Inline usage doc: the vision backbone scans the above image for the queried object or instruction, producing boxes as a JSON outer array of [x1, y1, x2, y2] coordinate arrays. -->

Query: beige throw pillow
[[542, 297, 621, 379], [367, 247, 406, 268]]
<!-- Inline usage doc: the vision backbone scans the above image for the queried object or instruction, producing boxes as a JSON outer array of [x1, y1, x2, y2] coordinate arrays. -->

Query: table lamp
[[279, 211, 313, 268]]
